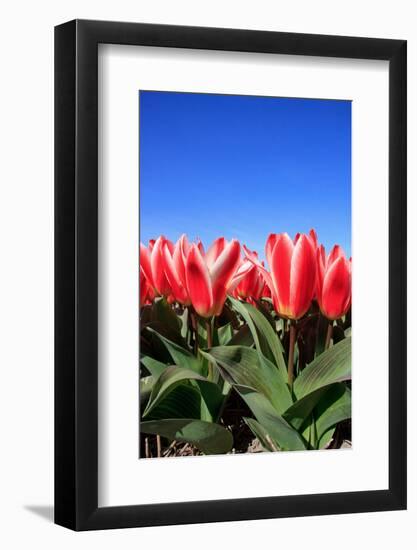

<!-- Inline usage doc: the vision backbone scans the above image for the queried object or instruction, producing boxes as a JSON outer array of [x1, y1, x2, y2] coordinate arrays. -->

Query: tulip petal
[[244, 244, 276, 302], [244, 264, 264, 299], [173, 234, 189, 287], [228, 262, 255, 294], [242, 264, 258, 297], [186, 245, 213, 317], [210, 240, 240, 283], [140, 268, 148, 307], [163, 244, 189, 305], [140, 243, 154, 288], [327, 244, 344, 267], [289, 234, 316, 319], [253, 273, 265, 299], [205, 237, 226, 269], [262, 283, 271, 298], [316, 245, 326, 305], [197, 239, 205, 256], [309, 228, 318, 250], [210, 239, 241, 315], [150, 236, 172, 296], [265, 234, 278, 269], [243, 245, 262, 266], [233, 259, 254, 281], [321, 256, 351, 320], [271, 233, 294, 315]]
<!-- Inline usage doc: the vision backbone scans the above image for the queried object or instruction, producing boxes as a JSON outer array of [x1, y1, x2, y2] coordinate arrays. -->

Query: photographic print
[[139, 91, 352, 459]]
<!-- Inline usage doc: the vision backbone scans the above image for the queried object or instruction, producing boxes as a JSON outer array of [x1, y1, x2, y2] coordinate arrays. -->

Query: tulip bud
[[316, 245, 351, 320], [185, 238, 243, 317], [232, 248, 265, 303], [246, 232, 317, 320]]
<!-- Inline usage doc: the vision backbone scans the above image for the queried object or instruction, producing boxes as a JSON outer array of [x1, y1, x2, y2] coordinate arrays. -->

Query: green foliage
[[293, 337, 351, 399], [201, 345, 292, 415], [140, 299, 352, 454], [141, 419, 233, 455], [145, 327, 203, 374], [228, 298, 288, 381]]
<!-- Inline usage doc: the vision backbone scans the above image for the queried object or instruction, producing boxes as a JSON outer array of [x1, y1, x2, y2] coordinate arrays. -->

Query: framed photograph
[[55, 20, 407, 530]]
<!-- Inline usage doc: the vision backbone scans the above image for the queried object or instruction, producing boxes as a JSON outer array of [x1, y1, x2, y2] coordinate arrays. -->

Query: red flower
[[262, 283, 271, 299], [294, 228, 318, 251], [140, 236, 173, 297], [162, 234, 191, 306], [232, 247, 265, 302], [247, 232, 316, 319], [139, 269, 148, 307], [316, 245, 351, 320], [139, 268, 155, 306], [185, 237, 245, 317]]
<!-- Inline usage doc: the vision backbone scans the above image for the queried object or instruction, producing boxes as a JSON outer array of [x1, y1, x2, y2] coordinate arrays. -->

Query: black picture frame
[[55, 19, 407, 531]]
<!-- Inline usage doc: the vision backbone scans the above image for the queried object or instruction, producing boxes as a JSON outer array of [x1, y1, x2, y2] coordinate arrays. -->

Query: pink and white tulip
[[185, 238, 249, 317], [316, 245, 351, 320]]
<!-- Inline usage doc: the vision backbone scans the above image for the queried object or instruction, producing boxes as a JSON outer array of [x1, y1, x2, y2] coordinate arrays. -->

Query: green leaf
[[143, 366, 206, 418], [144, 384, 202, 420], [236, 385, 306, 451], [202, 345, 292, 414], [141, 355, 168, 378], [283, 386, 330, 431], [302, 412, 318, 449], [139, 375, 155, 407], [286, 384, 351, 448], [294, 336, 351, 400], [217, 323, 233, 345], [315, 383, 351, 443], [229, 324, 254, 347], [151, 297, 181, 333], [145, 298, 187, 349], [143, 364, 225, 423], [318, 427, 336, 449], [228, 297, 287, 381], [243, 417, 278, 452], [315, 314, 330, 356], [195, 379, 225, 422], [146, 327, 202, 373], [179, 307, 189, 339], [196, 318, 208, 348], [141, 419, 233, 455]]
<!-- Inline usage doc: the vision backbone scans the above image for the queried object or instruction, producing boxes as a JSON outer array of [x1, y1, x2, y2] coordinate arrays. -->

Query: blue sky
[[139, 91, 351, 259]]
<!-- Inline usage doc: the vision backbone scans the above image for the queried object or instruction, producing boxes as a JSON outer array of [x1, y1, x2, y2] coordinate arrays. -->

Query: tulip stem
[[288, 323, 296, 388], [190, 310, 198, 355], [206, 319, 212, 349], [325, 321, 333, 350]]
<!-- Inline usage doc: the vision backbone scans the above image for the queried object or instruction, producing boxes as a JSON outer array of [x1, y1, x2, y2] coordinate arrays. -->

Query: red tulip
[[294, 228, 318, 251], [140, 269, 148, 307], [246, 232, 316, 319], [232, 247, 265, 302], [185, 238, 245, 317], [197, 238, 205, 256], [316, 244, 351, 320], [140, 268, 156, 306], [262, 283, 271, 299], [140, 236, 174, 297], [162, 234, 191, 306]]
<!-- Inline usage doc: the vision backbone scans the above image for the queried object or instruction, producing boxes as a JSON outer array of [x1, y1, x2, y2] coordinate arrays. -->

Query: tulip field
[[139, 230, 352, 458]]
